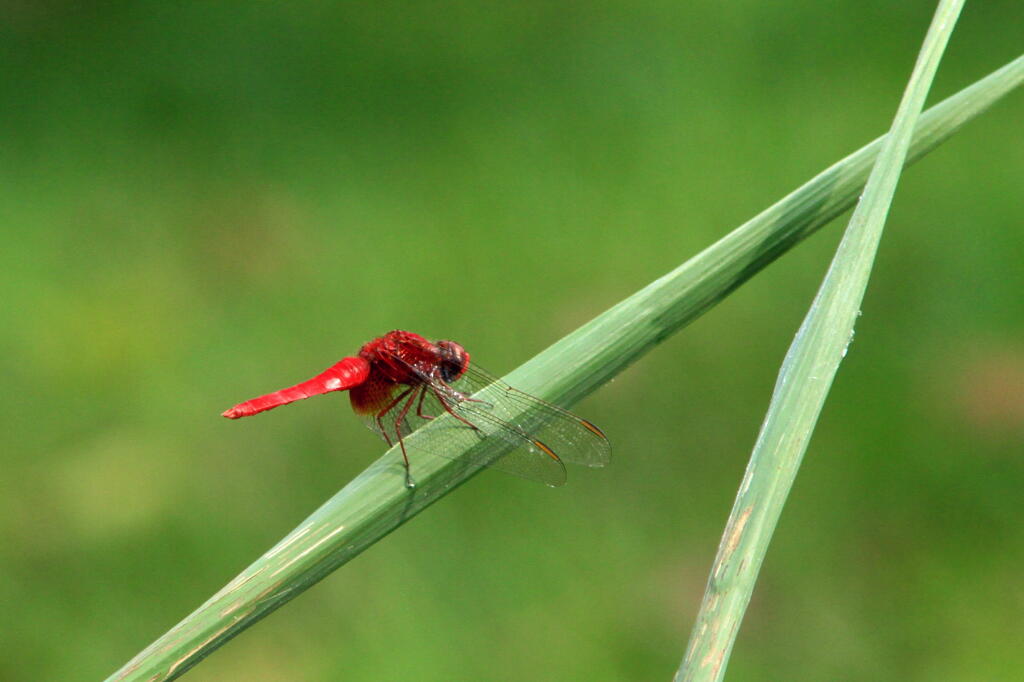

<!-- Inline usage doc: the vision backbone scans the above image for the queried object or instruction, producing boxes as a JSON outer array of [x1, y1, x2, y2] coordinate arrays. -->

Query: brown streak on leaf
[[723, 507, 752, 559], [166, 623, 233, 678]]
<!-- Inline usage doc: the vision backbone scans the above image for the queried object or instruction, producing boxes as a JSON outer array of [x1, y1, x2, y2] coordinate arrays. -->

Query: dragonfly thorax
[[358, 330, 465, 386]]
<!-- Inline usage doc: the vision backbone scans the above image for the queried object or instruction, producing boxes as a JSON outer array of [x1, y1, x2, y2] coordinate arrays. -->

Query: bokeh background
[[2, 2, 1023, 680]]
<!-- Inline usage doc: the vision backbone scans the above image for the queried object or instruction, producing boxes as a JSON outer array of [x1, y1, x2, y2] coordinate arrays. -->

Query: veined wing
[[364, 350, 609, 485], [411, 382, 568, 486], [446, 363, 611, 469]]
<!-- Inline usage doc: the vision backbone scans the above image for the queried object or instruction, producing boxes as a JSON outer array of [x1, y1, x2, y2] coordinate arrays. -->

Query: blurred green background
[[2, 2, 1022, 680]]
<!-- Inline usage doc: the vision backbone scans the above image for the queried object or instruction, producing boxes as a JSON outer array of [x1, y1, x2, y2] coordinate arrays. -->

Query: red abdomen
[[222, 356, 371, 418]]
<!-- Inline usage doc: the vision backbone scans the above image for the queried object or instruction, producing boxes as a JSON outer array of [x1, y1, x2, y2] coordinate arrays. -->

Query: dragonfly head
[[436, 340, 470, 383]]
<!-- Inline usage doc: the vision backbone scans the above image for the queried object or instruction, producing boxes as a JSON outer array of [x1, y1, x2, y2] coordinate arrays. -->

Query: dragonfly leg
[[430, 386, 482, 434], [393, 387, 421, 488], [443, 385, 493, 410], [416, 386, 435, 420], [459, 394, 494, 410], [375, 386, 413, 449]]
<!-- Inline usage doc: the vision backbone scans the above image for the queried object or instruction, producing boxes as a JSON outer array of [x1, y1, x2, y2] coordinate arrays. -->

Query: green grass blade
[[110, 51, 1021, 682], [675, 2, 965, 680]]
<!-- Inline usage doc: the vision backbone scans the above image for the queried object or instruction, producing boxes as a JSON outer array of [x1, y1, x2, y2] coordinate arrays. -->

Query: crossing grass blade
[[675, 2, 966, 680], [109, 51, 1023, 681]]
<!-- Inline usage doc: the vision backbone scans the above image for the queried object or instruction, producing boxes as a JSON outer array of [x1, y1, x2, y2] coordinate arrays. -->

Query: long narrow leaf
[[110, 52, 1022, 682], [676, 2, 965, 680]]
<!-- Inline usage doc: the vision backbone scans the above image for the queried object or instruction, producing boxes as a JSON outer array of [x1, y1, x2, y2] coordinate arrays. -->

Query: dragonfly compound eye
[[436, 340, 470, 383]]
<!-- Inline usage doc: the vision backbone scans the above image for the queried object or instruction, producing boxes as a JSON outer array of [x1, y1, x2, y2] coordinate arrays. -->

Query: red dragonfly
[[223, 330, 610, 488]]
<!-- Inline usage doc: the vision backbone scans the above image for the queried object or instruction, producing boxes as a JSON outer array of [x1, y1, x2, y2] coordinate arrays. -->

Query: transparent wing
[[414, 382, 568, 486], [447, 364, 611, 469], [358, 354, 609, 486]]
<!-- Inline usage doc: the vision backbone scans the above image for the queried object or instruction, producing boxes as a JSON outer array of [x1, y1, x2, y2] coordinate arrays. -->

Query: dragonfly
[[222, 330, 610, 488]]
